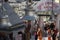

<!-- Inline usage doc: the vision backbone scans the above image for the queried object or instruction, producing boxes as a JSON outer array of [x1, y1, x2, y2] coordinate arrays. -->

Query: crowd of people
[[0, 20, 59, 40], [34, 22, 59, 40]]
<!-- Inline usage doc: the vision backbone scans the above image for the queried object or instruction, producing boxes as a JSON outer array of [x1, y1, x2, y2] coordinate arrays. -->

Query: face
[[38, 28, 41, 31]]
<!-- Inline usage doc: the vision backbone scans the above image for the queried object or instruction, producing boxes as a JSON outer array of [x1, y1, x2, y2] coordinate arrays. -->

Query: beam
[[3, 2, 21, 25]]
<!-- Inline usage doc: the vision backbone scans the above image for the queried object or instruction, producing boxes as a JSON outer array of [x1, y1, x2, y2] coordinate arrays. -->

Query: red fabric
[[54, 29, 58, 35]]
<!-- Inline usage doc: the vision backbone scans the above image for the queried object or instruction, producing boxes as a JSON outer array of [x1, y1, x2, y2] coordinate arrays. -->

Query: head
[[38, 28, 41, 31]]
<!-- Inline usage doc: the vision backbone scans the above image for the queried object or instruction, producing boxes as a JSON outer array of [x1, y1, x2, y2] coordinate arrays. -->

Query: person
[[9, 33, 13, 40], [44, 24, 50, 31], [51, 29, 56, 40], [37, 28, 42, 40], [22, 33, 26, 40], [47, 29, 51, 40], [35, 31, 38, 40], [49, 23, 55, 30]]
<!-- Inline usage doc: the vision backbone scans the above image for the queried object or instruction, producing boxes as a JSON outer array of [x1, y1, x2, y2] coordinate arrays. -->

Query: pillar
[[59, 0, 60, 40]]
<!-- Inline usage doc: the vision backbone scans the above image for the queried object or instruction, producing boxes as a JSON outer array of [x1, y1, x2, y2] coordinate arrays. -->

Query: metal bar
[[51, 0, 55, 21], [38, 14, 57, 16], [25, 0, 29, 15]]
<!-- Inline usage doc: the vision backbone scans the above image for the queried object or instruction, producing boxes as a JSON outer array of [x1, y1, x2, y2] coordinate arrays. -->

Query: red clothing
[[53, 29, 58, 35], [37, 31, 42, 40]]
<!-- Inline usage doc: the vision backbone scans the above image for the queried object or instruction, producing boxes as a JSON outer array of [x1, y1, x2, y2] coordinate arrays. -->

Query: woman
[[37, 28, 42, 40]]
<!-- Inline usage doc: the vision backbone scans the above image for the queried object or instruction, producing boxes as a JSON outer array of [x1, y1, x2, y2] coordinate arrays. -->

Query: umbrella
[[22, 15, 35, 21]]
